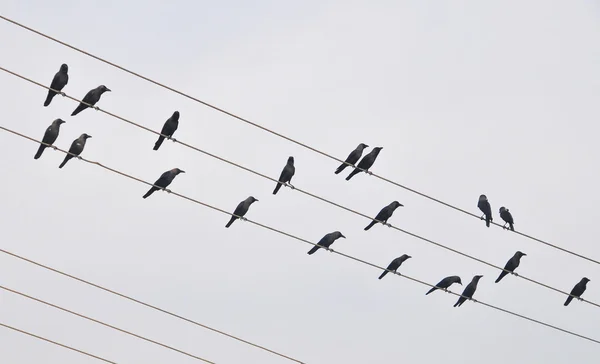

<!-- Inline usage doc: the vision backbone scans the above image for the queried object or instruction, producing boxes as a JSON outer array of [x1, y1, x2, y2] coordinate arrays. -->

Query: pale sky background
[[0, 1, 599, 363]]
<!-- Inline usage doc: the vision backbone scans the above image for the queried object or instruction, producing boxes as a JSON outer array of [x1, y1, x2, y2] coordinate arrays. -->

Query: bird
[[425, 276, 462, 295], [154, 111, 180, 150], [58, 133, 91, 168], [307, 231, 345, 255], [499, 207, 514, 231], [378, 254, 411, 279], [143, 168, 185, 199], [477, 194, 492, 227], [71, 85, 111, 116], [564, 277, 591, 306], [335, 143, 369, 174], [225, 196, 259, 228], [346, 147, 383, 181], [34, 119, 65, 159], [44, 63, 69, 107], [495, 251, 526, 283], [364, 201, 403, 230], [273, 156, 295, 195], [453, 275, 483, 307]]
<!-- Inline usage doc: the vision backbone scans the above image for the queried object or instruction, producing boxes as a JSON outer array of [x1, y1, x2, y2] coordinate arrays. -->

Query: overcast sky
[[0, 1, 599, 363]]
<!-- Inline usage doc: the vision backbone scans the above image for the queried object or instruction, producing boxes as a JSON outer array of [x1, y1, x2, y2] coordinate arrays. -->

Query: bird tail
[[364, 220, 377, 231], [58, 155, 71, 168], [564, 295, 574, 306], [153, 136, 165, 151], [273, 182, 283, 195], [345, 169, 360, 181], [378, 270, 388, 280], [453, 299, 463, 307], [307, 245, 320, 255], [486, 216, 491, 227], [335, 163, 347, 174], [71, 104, 86, 116], [509, 222, 514, 231], [495, 271, 508, 283], [425, 287, 438, 295], [225, 216, 237, 228], [44, 91, 56, 107], [143, 187, 158, 199], [34, 144, 46, 159]]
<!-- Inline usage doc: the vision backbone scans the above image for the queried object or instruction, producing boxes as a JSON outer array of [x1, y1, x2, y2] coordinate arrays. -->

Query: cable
[[0, 125, 598, 346], [0, 321, 120, 364], [0, 66, 596, 311], [0, 14, 595, 266], [0, 285, 217, 363]]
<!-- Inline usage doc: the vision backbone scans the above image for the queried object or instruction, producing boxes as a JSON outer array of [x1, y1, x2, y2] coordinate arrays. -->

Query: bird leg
[[384, 222, 392, 228], [577, 297, 584, 301], [93, 106, 100, 111], [165, 188, 172, 194], [480, 214, 485, 220], [511, 272, 519, 277], [240, 216, 247, 222], [443, 288, 449, 293], [52, 146, 58, 150], [365, 170, 373, 175], [59, 91, 66, 97], [170, 138, 177, 143], [285, 182, 295, 190]]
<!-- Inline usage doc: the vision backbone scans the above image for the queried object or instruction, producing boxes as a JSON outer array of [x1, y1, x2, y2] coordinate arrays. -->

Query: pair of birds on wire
[[478, 194, 514, 231]]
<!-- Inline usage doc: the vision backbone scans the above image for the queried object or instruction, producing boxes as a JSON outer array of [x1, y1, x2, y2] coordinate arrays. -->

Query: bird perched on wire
[[58, 133, 91, 168], [273, 156, 295, 195], [425, 276, 462, 295], [499, 207, 514, 231], [564, 277, 591, 306], [345, 147, 383, 181], [378, 254, 411, 279], [154, 111, 180, 151], [225, 196, 259, 228], [34, 119, 65, 159], [44, 63, 69, 107], [477, 195, 492, 227], [71, 85, 111, 116], [143, 168, 185, 199], [495, 251, 526, 283], [453, 275, 483, 307], [335, 143, 368, 174], [307, 231, 345, 255], [364, 201, 403, 231]]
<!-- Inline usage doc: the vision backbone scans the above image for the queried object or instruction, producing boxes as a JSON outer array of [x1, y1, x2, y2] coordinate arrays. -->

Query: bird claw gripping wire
[[240, 216, 247, 222], [164, 188, 172, 194], [93, 106, 100, 111], [286, 182, 295, 190], [51, 145, 58, 151], [170, 137, 177, 143], [365, 170, 373, 176], [59, 91, 66, 97], [384, 222, 392, 228], [511, 272, 519, 277], [443, 288, 450, 293], [471, 298, 478, 303], [326, 247, 335, 253], [77, 156, 82, 160]]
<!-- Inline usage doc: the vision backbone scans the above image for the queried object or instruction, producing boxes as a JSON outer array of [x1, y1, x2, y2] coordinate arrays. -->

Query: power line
[[0, 321, 120, 364], [0, 284, 217, 363], [0, 14, 595, 266], [0, 66, 596, 311], [0, 125, 598, 346]]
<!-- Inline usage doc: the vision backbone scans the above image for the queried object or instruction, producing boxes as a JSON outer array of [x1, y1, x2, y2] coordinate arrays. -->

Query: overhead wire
[[0, 125, 598, 346], [0, 65, 597, 311], [0, 14, 596, 266], [0, 285, 217, 363]]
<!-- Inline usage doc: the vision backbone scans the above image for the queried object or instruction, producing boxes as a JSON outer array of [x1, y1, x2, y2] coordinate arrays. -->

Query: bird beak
[[399, 203, 404, 207], [341, 234, 346, 239], [522, 253, 527, 256], [458, 282, 463, 285], [180, 170, 186, 173], [407, 256, 412, 259], [87, 135, 92, 138], [255, 199, 259, 202], [106, 88, 112, 92]]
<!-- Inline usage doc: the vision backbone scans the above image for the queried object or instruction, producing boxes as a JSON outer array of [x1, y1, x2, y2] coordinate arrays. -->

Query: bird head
[[392, 201, 404, 208], [401, 254, 412, 260], [99, 85, 111, 93], [479, 195, 488, 202], [516, 251, 527, 257], [582, 277, 591, 283], [249, 196, 259, 203], [474, 275, 484, 281], [60, 64, 68, 72], [456, 277, 463, 285], [499, 206, 507, 213], [373, 147, 383, 152], [359, 143, 369, 149], [172, 168, 186, 175], [334, 231, 346, 239], [82, 133, 92, 139], [172, 111, 180, 120], [54, 118, 66, 125], [287, 156, 294, 165]]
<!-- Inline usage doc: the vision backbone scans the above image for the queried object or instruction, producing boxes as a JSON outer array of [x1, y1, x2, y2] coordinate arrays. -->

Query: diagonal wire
[[0, 125, 598, 346], [0, 14, 595, 266], [0, 285, 217, 363], [0, 66, 596, 311]]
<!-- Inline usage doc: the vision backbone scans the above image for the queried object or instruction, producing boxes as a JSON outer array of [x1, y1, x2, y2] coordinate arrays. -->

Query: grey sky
[[0, 1, 599, 363]]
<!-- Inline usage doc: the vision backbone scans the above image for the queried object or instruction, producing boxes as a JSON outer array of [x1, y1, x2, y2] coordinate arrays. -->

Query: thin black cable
[[0, 14, 595, 266], [0, 125, 598, 346]]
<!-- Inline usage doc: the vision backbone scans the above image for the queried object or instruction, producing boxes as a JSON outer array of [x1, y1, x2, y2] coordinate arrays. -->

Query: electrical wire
[[0, 125, 598, 346], [0, 65, 596, 311], [0, 14, 595, 266], [0, 284, 217, 363]]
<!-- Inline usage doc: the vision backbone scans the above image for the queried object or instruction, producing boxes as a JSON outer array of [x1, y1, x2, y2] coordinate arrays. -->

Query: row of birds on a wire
[[31, 63, 592, 308]]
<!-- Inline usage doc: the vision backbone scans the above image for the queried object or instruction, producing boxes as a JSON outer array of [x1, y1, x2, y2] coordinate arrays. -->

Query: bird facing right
[[345, 147, 383, 181], [58, 133, 91, 169], [335, 143, 368, 174], [499, 206, 514, 231], [378, 254, 411, 279], [307, 231, 345, 255], [71, 85, 111, 116], [143, 168, 185, 199], [454, 275, 483, 307], [495, 251, 526, 283], [35, 118, 66, 160], [225, 196, 259, 228], [44, 63, 69, 107], [564, 277, 591, 306], [273, 156, 295, 195], [364, 201, 403, 231], [154, 111, 180, 151]]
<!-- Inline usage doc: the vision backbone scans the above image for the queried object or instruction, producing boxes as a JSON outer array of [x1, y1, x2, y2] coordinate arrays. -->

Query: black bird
[[44, 64, 69, 107], [564, 277, 591, 306], [307, 231, 346, 255], [225, 196, 259, 228], [346, 147, 383, 181], [34, 119, 65, 159], [453, 275, 483, 307], [495, 251, 526, 283], [154, 111, 180, 151], [425, 276, 462, 295], [273, 156, 295, 195], [335, 143, 369, 174], [143, 168, 186, 199], [378, 254, 411, 279], [499, 207, 514, 231], [478, 194, 492, 227], [364, 201, 403, 230], [71, 85, 111, 116], [58, 133, 91, 168]]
